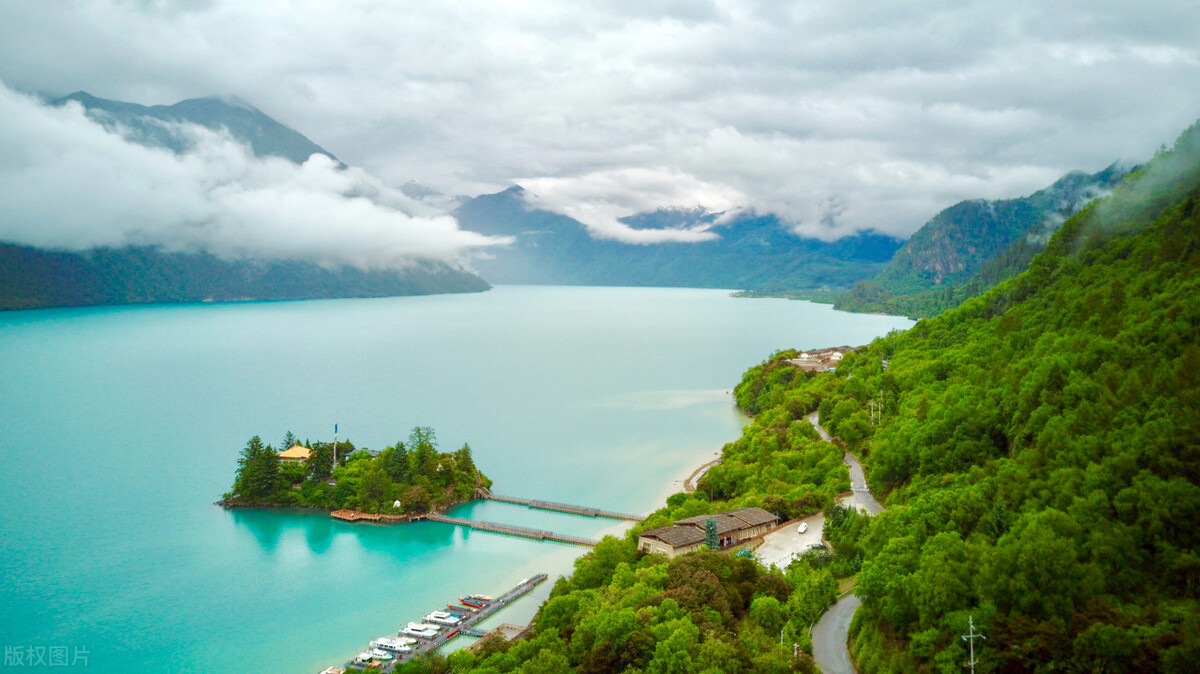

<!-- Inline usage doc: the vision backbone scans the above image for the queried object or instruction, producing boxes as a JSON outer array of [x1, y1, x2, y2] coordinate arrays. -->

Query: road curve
[[806, 412, 884, 673], [812, 594, 862, 674]]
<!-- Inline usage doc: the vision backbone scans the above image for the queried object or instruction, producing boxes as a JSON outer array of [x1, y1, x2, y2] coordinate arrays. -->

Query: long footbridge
[[480, 490, 644, 521], [333, 489, 644, 547], [425, 512, 599, 547]]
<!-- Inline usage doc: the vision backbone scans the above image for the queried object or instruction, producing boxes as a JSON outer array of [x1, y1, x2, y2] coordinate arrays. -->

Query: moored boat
[[424, 611, 460, 626], [370, 637, 412, 653], [460, 596, 486, 608], [401, 622, 439, 639]]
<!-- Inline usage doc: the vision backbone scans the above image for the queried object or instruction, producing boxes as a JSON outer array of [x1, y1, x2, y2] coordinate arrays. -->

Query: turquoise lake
[[0, 286, 912, 672]]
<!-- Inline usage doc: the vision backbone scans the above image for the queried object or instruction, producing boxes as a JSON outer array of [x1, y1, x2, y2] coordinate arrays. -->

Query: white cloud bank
[[1, 1, 1198, 242], [0, 82, 509, 269], [518, 168, 744, 243]]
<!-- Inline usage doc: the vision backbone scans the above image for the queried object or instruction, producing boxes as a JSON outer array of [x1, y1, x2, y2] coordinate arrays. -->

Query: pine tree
[[705, 517, 719, 549]]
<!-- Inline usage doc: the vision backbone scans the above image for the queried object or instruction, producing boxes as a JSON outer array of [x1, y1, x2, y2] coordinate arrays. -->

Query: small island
[[220, 426, 491, 519]]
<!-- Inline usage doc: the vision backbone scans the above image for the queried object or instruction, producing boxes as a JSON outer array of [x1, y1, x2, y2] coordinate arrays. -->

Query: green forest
[[377, 122, 1200, 673], [221, 427, 491, 515]]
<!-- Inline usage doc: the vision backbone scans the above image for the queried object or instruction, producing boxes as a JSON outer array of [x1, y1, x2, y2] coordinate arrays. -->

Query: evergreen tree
[[384, 443, 410, 484], [705, 517, 719, 549], [232, 435, 281, 501], [280, 430, 298, 451], [409, 426, 438, 474]]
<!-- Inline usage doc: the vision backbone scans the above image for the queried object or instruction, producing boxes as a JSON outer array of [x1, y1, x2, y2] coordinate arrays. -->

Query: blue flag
[[334, 423, 338, 434]]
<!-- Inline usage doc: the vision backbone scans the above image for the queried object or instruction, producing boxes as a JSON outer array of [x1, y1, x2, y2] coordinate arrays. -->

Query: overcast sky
[[1, 0, 1198, 258]]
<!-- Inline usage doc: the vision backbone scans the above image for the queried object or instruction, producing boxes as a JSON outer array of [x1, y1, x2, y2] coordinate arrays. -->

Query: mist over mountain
[[53, 91, 337, 165], [455, 186, 902, 291], [835, 163, 1132, 317], [1, 88, 497, 310]]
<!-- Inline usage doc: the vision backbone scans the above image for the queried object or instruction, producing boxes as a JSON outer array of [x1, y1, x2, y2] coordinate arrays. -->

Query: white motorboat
[[371, 637, 412, 653], [401, 623, 438, 639], [423, 612, 460, 626], [370, 648, 394, 661]]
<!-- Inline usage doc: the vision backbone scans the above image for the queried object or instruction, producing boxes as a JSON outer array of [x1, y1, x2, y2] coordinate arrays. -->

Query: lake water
[[0, 286, 912, 672]]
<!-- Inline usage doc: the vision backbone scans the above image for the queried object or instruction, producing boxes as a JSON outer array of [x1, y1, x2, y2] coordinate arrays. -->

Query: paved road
[[812, 594, 862, 674], [806, 412, 885, 674]]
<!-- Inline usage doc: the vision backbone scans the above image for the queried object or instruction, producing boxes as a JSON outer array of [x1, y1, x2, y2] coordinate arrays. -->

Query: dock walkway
[[345, 574, 547, 672], [483, 493, 643, 521], [425, 513, 597, 547]]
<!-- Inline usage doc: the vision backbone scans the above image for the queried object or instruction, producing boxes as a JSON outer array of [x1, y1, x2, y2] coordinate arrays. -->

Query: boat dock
[[342, 574, 548, 672], [425, 513, 598, 547], [482, 492, 644, 521]]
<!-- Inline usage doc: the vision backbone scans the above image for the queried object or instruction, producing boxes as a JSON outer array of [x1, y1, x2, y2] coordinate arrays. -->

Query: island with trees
[[220, 426, 491, 518]]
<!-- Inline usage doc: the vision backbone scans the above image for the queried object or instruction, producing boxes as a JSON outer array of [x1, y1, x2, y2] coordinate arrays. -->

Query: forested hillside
[[0, 243, 489, 311], [832, 164, 1128, 318], [763, 123, 1200, 672]]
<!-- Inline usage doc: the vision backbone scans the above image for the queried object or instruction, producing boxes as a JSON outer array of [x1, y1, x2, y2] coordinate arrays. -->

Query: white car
[[798, 522, 808, 534]]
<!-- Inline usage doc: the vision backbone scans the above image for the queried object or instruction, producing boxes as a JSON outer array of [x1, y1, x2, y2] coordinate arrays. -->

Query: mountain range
[[53, 91, 338, 164], [454, 186, 902, 291], [2, 90, 1142, 313]]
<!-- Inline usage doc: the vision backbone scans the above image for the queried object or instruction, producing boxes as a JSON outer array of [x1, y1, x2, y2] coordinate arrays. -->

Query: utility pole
[[961, 615, 985, 674], [332, 423, 338, 474]]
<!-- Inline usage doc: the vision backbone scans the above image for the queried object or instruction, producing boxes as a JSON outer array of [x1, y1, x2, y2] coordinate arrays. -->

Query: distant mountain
[[1, 93, 490, 311], [835, 163, 1130, 316], [0, 243, 488, 311], [455, 186, 902, 291], [53, 91, 336, 164]]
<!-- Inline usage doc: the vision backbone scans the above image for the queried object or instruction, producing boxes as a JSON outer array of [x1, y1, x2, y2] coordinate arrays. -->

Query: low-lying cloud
[[518, 168, 744, 244], [0, 82, 509, 269]]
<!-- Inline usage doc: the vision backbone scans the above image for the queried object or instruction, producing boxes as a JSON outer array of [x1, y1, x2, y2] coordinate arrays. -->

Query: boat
[[352, 651, 376, 665], [446, 603, 473, 615], [468, 593, 493, 602], [401, 623, 438, 639], [370, 637, 412, 653], [460, 597, 487, 608], [370, 649, 394, 661], [423, 611, 460, 626]]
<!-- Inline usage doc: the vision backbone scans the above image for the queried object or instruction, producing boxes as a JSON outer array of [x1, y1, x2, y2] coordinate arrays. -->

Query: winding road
[[806, 413, 884, 674]]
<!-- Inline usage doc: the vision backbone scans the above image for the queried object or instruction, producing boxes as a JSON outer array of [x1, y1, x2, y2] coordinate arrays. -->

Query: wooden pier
[[343, 574, 548, 672], [425, 512, 598, 547], [480, 490, 643, 521], [331, 509, 382, 522]]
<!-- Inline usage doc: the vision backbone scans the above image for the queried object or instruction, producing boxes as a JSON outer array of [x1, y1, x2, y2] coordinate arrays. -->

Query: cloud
[[518, 168, 743, 243], [0, 1, 1198, 242], [0, 82, 509, 268]]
